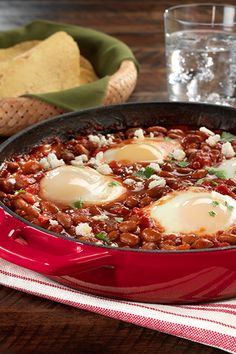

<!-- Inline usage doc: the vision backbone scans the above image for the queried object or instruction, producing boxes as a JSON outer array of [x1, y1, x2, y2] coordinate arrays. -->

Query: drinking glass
[[164, 4, 236, 106]]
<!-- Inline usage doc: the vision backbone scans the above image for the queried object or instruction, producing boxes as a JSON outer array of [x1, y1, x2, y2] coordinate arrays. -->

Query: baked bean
[[61, 150, 75, 162], [74, 144, 89, 156], [165, 178, 179, 189], [13, 198, 29, 210], [7, 161, 19, 172], [192, 238, 214, 249], [41, 201, 59, 214], [141, 242, 158, 250], [185, 148, 198, 157], [120, 232, 139, 247], [21, 161, 41, 174], [191, 169, 208, 179], [168, 129, 184, 136], [139, 196, 152, 208], [125, 195, 139, 208], [108, 230, 120, 241], [181, 234, 197, 245], [56, 212, 72, 228], [167, 133, 183, 140], [146, 126, 167, 134], [25, 205, 40, 219], [72, 213, 89, 224], [0, 178, 15, 193], [182, 134, 202, 147], [162, 162, 173, 172], [158, 171, 173, 178], [141, 228, 161, 242], [217, 234, 236, 245], [89, 205, 102, 215], [147, 185, 165, 198], [119, 220, 138, 233], [176, 167, 193, 175]]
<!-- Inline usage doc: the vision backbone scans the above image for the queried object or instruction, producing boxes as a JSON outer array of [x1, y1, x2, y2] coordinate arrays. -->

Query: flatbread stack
[[0, 31, 98, 97]]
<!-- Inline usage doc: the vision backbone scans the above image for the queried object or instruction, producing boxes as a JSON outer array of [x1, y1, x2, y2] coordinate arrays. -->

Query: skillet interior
[[0, 101, 236, 161]]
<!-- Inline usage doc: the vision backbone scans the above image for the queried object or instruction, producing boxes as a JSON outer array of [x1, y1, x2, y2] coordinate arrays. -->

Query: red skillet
[[0, 102, 236, 304]]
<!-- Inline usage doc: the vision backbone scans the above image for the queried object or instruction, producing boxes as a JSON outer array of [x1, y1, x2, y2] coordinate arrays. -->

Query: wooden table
[[0, 1, 233, 353]]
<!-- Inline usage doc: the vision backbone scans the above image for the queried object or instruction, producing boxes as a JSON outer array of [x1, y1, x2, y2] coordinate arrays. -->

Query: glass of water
[[164, 4, 236, 106]]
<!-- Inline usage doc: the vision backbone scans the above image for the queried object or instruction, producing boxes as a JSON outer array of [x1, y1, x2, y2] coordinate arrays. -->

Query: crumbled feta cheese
[[199, 127, 215, 136], [88, 135, 101, 145], [39, 152, 65, 170], [39, 157, 50, 169], [221, 142, 235, 158], [134, 128, 145, 140], [148, 177, 166, 189], [148, 162, 161, 172], [123, 178, 135, 185], [88, 134, 113, 147], [76, 154, 88, 162], [149, 132, 154, 138], [75, 223, 93, 237], [133, 181, 144, 191], [71, 154, 88, 167], [206, 134, 221, 147], [89, 151, 104, 166], [110, 242, 118, 247], [96, 163, 112, 175], [8, 178, 16, 184], [49, 219, 59, 226], [92, 214, 109, 221], [172, 149, 186, 161]]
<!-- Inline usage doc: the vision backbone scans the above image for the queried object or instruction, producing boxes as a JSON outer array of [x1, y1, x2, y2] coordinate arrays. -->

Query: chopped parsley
[[210, 180, 218, 186], [196, 178, 205, 185], [164, 136, 173, 142], [15, 189, 26, 195], [225, 201, 234, 211], [114, 217, 124, 223], [108, 181, 121, 187], [212, 200, 219, 207], [134, 166, 155, 179], [176, 161, 189, 168], [221, 131, 236, 142], [206, 167, 227, 179], [208, 210, 216, 217], [95, 232, 111, 245], [73, 200, 84, 209]]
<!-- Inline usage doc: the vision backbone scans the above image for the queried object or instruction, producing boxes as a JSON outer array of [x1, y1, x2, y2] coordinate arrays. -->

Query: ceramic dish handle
[[0, 208, 111, 276]]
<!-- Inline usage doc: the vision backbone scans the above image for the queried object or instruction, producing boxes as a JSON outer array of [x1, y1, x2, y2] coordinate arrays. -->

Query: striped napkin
[[0, 258, 235, 353]]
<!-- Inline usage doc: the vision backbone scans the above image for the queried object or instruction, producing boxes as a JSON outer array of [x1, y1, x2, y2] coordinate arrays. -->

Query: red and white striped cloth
[[0, 258, 235, 353]]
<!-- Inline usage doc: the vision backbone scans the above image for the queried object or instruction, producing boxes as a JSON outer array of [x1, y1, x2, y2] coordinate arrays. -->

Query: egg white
[[40, 165, 127, 207], [145, 187, 236, 235], [103, 137, 180, 164]]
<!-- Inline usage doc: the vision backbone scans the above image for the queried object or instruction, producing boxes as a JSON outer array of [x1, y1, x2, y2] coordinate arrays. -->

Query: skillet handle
[[0, 208, 111, 276]]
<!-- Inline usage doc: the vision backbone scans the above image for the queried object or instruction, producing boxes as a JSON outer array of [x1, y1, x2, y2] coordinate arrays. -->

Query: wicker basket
[[0, 60, 138, 136]]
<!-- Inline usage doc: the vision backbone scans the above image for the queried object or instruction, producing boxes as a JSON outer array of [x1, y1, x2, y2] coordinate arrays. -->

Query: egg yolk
[[40, 165, 126, 206], [148, 188, 236, 235], [103, 138, 179, 164]]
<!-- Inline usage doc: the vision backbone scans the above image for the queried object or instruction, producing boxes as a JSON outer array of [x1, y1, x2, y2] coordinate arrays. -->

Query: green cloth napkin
[[0, 20, 138, 111]]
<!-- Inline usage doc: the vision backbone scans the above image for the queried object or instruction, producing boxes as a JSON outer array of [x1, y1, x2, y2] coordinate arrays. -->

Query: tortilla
[[0, 40, 40, 62], [79, 55, 98, 84], [0, 33, 98, 97], [0, 31, 80, 97]]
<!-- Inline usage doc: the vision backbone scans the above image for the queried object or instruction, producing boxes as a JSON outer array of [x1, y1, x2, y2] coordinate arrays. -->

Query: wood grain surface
[[0, 0, 234, 353]]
